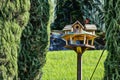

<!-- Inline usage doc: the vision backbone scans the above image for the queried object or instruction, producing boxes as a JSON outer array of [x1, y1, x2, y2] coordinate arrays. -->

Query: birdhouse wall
[[85, 30, 95, 35], [80, 29, 83, 33], [92, 31, 95, 34], [71, 28, 73, 32], [72, 23, 84, 33], [64, 30, 71, 34], [73, 26, 80, 33]]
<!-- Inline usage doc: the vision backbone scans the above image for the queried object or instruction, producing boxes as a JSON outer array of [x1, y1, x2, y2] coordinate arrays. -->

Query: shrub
[[0, 0, 30, 80], [18, 0, 56, 79]]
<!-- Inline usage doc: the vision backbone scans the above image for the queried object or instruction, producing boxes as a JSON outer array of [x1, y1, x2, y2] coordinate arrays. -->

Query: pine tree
[[0, 0, 30, 80], [104, 0, 120, 79], [18, 0, 56, 79]]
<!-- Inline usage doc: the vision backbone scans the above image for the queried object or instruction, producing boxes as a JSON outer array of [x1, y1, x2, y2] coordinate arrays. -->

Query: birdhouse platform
[[62, 33, 97, 49], [62, 33, 97, 41]]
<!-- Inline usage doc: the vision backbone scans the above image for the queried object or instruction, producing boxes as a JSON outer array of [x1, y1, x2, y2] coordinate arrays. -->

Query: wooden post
[[65, 31, 66, 34], [76, 47, 83, 80], [77, 53, 82, 80], [84, 35, 86, 44], [86, 39, 88, 45], [91, 39, 94, 45], [70, 36, 73, 44], [66, 40, 68, 45]]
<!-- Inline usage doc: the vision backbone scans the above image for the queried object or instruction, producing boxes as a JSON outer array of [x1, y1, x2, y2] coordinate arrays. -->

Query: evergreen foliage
[[51, 0, 83, 30], [80, 0, 105, 49], [50, 0, 105, 50], [81, 0, 104, 31], [51, 0, 105, 31], [104, 0, 120, 79], [0, 0, 30, 80], [18, 0, 56, 79]]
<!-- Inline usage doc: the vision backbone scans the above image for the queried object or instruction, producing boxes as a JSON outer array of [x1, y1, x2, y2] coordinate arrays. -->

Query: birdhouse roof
[[52, 30, 63, 34], [63, 21, 85, 31], [72, 20, 84, 29], [63, 25, 72, 31], [63, 21, 97, 31], [85, 24, 97, 30]]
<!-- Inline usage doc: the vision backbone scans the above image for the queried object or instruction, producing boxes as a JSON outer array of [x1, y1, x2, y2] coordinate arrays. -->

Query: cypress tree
[[18, 0, 56, 79], [0, 0, 30, 80], [104, 0, 120, 79]]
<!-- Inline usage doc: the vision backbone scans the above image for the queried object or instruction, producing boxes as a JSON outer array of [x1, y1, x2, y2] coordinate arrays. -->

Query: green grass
[[42, 50, 108, 80]]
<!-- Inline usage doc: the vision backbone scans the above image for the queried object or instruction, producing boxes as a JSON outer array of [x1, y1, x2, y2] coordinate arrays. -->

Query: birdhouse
[[63, 21, 85, 34], [62, 20, 97, 50], [72, 21, 84, 33], [63, 25, 72, 34], [62, 21, 97, 80], [84, 24, 97, 35]]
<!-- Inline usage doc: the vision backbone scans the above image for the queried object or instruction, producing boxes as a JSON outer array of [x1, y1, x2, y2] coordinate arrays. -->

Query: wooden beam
[[70, 36, 73, 44], [86, 39, 88, 45], [84, 35, 86, 44], [91, 39, 94, 45], [65, 31, 66, 34], [71, 28, 73, 32], [66, 40, 68, 45]]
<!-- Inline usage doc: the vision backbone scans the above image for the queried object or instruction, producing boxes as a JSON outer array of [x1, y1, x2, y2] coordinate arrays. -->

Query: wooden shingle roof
[[85, 24, 97, 30], [63, 21, 97, 31], [63, 25, 72, 31], [63, 21, 84, 31]]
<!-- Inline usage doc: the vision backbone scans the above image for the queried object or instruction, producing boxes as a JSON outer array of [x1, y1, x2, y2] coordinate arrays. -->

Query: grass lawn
[[42, 50, 108, 80]]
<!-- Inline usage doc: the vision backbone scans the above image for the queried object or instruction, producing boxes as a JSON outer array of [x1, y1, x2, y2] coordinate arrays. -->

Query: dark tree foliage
[[18, 0, 52, 80], [81, 0, 104, 31], [51, 0, 104, 31], [51, 0, 105, 50], [104, 0, 120, 79], [51, 0, 84, 30], [0, 0, 30, 80], [80, 0, 105, 49]]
